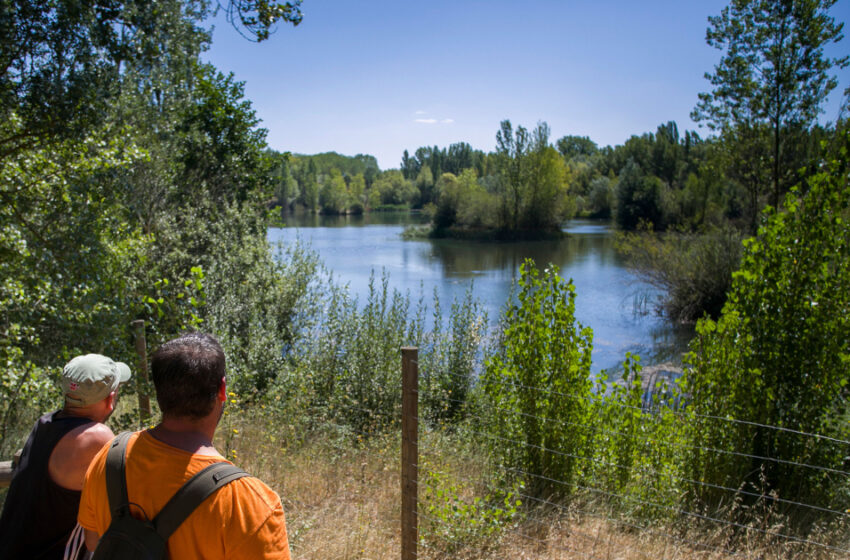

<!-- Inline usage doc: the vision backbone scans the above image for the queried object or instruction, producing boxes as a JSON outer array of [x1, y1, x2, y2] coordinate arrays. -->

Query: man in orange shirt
[[79, 333, 290, 559]]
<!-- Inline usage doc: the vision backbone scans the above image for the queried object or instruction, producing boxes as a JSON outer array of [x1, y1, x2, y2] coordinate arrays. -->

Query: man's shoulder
[[50, 424, 112, 491], [219, 472, 283, 512], [68, 421, 114, 449], [207, 473, 288, 556], [54, 422, 114, 466]]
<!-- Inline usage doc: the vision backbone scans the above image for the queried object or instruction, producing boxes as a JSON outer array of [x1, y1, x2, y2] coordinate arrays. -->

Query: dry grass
[[220, 409, 848, 560]]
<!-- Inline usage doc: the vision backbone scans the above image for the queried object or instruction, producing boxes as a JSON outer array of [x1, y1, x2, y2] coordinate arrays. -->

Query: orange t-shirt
[[79, 431, 290, 559]]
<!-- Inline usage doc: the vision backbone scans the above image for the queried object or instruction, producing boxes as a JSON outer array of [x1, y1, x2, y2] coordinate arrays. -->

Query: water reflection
[[425, 234, 623, 279], [269, 217, 693, 374]]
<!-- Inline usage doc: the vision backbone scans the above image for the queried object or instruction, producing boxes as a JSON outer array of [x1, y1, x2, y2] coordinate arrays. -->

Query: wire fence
[[398, 348, 850, 560]]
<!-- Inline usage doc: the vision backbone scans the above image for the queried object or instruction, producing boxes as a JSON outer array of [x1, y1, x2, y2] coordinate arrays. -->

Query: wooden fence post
[[401, 347, 419, 560], [131, 320, 152, 427]]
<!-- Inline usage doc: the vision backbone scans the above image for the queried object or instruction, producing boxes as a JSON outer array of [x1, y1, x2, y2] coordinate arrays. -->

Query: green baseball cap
[[61, 354, 132, 407]]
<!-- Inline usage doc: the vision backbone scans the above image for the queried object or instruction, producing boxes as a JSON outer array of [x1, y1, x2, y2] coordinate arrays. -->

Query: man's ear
[[218, 377, 227, 402], [106, 391, 117, 412]]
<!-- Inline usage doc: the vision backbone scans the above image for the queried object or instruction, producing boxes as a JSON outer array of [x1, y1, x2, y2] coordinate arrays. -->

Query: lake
[[268, 213, 693, 374]]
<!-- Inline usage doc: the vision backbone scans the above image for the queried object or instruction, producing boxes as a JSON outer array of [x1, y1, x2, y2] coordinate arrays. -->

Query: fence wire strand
[[430, 396, 850, 516], [415, 407, 850, 497], [405, 404, 848, 557], [416, 469, 750, 559], [433, 368, 850, 447]]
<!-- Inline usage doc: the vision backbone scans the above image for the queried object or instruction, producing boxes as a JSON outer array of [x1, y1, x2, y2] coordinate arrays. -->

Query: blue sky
[[203, 0, 850, 170]]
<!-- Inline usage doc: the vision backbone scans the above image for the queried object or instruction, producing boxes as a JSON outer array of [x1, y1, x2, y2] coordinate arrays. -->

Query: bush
[[479, 260, 594, 498], [419, 288, 487, 424], [682, 136, 850, 523], [616, 226, 743, 322], [275, 272, 489, 435]]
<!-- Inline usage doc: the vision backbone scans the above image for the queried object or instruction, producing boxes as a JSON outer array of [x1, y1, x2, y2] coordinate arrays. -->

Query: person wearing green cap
[[0, 353, 131, 559]]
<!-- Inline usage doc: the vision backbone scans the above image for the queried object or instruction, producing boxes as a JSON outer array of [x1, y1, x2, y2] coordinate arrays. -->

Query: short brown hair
[[151, 333, 225, 419]]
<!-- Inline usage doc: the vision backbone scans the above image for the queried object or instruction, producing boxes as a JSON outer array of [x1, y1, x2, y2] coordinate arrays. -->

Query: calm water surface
[[268, 213, 692, 374]]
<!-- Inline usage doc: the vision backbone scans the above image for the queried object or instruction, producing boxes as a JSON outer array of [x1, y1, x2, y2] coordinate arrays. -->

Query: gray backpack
[[90, 432, 249, 559]]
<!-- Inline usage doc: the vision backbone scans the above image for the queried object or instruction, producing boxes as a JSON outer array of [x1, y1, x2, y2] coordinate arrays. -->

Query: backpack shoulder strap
[[104, 431, 134, 518], [153, 462, 250, 540]]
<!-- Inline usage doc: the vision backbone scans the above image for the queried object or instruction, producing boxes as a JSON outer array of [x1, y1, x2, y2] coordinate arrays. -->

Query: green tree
[[0, 0, 310, 436], [415, 165, 435, 206], [495, 120, 530, 230], [221, 0, 303, 41], [522, 123, 571, 230], [400, 149, 416, 179], [556, 135, 598, 159], [481, 261, 594, 498], [0, 0, 302, 165], [271, 152, 298, 208], [348, 173, 366, 213], [587, 176, 615, 219], [319, 169, 350, 214], [372, 170, 417, 207], [615, 160, 665, 230], [684, 131, 850, 516], [692, 0, 848, 227]]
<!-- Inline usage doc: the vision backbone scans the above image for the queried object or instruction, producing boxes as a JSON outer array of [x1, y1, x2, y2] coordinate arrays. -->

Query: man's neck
[[148, 417, 220, 456], [59, 406, 100, 422]]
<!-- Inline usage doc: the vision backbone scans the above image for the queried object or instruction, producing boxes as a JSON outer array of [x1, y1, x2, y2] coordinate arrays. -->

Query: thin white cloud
[[414, 110, 427, 115], [413, 116, 454, 125]]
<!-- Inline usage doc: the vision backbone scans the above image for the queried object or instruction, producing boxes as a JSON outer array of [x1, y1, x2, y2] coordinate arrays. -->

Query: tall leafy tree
[[616, 159, 665, 230], [556, 135, 598, 159], [684, 130, 850, 514], [495, 120, 530, 231], [0, 0, 303, 163], [692, 0, 847, 228]]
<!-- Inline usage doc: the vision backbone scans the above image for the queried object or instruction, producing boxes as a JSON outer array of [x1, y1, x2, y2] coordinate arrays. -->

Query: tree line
[[270, 0, 847, 242]]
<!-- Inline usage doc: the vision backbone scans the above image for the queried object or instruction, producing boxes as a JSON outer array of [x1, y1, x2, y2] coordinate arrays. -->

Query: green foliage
[[683, 136, 850, 519], [616, 159, 666, 231], [402, 143, 489, 188], [432, 170, 499, 231], [292, 272, 424, 434], [203, 222, 323, 396], [177, 64, 273, 205], [0, 114, 148, 451], [556, 135, 598, 159], [494, 120, 573, 233], [419, 288, 487, 425], [259, 271, 488, 436], [279, 151, 381, 214], [319, 169, 351, 214], [0, 0, 313, 454], [586, 356, 684, 518], [616, 227, 744, 322], [586, 176, 615, 219], [480, 260, 593, 498], [371, 170, 418, 207], [421, 466, 521, 553], [422, 121, 574, 237], [223, 0, 304, 41], [693, 0, 848, 220]]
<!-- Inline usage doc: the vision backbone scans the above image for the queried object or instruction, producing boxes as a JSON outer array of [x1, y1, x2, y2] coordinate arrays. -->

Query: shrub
[[616, 226, 743, 322], [419, 288, 487, 425], [479, 260, 594, 499], [682, 135, 850, 524]]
